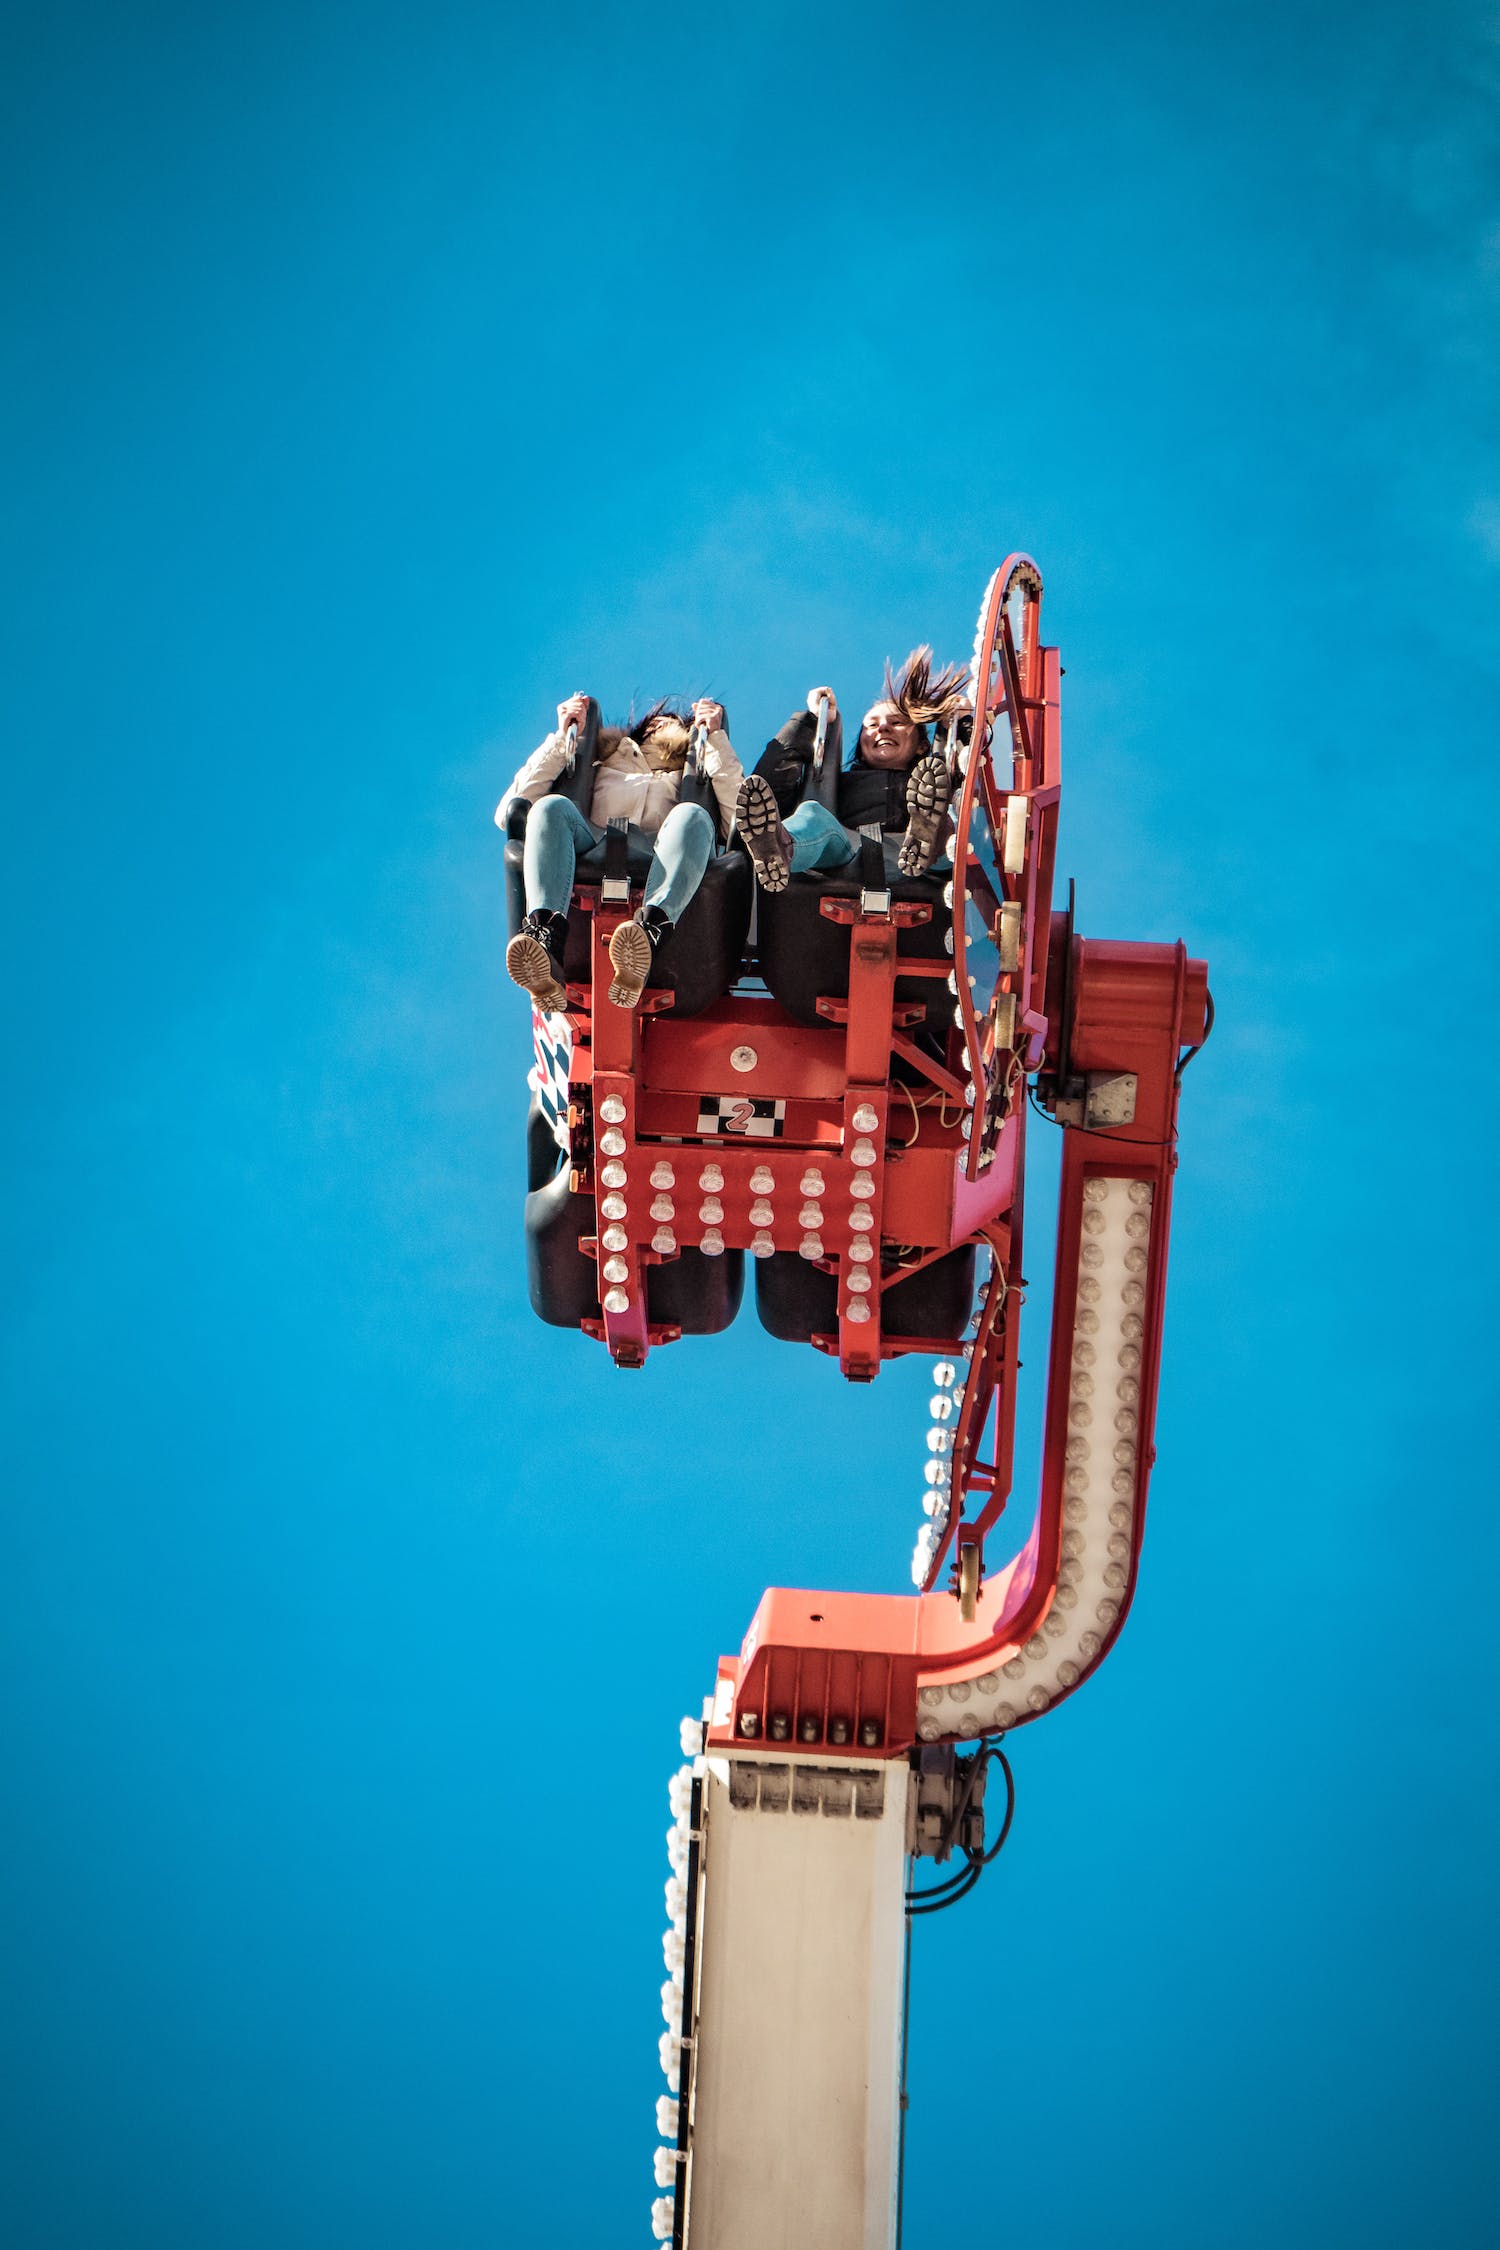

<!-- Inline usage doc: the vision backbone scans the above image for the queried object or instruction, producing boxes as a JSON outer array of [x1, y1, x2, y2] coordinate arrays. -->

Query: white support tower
[[660, 1751, 913, 2250]]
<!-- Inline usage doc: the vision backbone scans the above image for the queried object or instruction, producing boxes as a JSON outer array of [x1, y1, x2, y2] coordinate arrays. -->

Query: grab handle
[[811, 693, 831, 778]]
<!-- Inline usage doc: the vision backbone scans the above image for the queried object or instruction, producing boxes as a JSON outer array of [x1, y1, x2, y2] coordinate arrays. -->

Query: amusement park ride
[[501, 555, 1210, 2247]]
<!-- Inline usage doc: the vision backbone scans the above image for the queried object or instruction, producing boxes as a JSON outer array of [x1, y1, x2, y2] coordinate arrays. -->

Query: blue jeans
[[785, 801, 858, 872], [784, 801, 952, 877], [523, 794, 717, 922]]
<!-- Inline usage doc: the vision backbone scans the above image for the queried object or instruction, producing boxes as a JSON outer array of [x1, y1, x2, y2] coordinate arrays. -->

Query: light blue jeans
[[785, 801, 859, 871], [784, 802, 951, 877], [523, 795, 717, 922]]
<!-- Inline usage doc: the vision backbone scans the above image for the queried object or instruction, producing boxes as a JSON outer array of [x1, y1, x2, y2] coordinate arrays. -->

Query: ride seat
[[753, 738, 951, 1034], [503, 701, 751, 1019]]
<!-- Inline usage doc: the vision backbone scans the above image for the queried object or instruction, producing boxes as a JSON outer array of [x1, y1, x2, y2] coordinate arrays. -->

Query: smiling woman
[[738, 647, 971, 891]]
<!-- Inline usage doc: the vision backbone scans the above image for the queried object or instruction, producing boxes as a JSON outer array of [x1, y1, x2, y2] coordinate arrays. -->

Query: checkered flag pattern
[[695, 1095, 787, 1139], [529, 1007, 574, 1152]]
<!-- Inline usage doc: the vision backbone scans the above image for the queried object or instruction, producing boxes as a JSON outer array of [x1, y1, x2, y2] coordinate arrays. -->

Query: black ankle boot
[[521, 908, 568, 974], [639, 904, 675, 951]]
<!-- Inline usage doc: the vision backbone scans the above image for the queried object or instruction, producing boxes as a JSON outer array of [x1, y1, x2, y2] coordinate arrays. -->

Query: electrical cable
[[904, 1742, 1017, 1916], [1175, 987, 1215, 1080]]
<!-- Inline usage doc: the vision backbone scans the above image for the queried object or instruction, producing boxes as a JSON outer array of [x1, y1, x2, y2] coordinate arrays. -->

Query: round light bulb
[[800, 1169, 825, 1196], [602, 1224, 628, 1252], [598, 1095, 626, 1125], [846, 1269, 871, 1293], [852, 1104, 878, 1134], [601, 1160, 627, 1189], [698, 1198, 723, 1224], [845, 1298, 872, 1322], [649, 1163, 675, 1190], [750, 1231, 775, 1258], [651, 1194, 676, 1223], [798, 1235, 824, 1260], [602, 1256, 629, 1285], [933, 1360, 957, 1388], [599, 1128, 626, 1157], [749, 1200, 774, 1227], [750, 1166, 775, 1194], [700, 1229, 724, 1256], [851, 1138, 877, 1167], [798, 1203, 823, 1230], [850, 1172, 875, 1200], [698, 1164, 724, 1192], [848, 1238, 874, 1263], [601, 1193, 627, 1220], [652, 1228, 677, 1254], [603, 1287, 630, 1314], [849, 1207, 874, 1233]]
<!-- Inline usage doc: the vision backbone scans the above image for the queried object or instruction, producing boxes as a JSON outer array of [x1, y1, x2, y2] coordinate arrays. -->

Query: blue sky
[[2, 1, 1496, 2244]]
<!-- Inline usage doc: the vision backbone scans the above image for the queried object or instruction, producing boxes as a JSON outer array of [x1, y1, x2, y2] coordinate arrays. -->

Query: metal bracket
[[1053, 1070, 1138, 1128], [600, 817, 632, 907], [857, 824, 891, 917]]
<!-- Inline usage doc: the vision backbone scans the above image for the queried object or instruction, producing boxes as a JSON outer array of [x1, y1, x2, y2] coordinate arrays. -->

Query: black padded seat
[[504, 830, 752, 1021], [754, 1243, 976, 1345], [526, 1090, 566, 1193], [525, 1168, 744, 1335], [753, 847, 952, 1035]]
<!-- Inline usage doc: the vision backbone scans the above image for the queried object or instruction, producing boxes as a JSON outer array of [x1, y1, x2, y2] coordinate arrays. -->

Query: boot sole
[[898, 755, 952, 878], [607, 920, 653, 1009], [737, 774, 792, 894], [506, 932, 568, 1014]]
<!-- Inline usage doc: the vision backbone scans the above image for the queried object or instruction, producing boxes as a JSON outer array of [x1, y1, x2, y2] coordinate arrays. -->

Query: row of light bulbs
[[652, 1714, 706, 2241], [911, 1356, 961, 1585]]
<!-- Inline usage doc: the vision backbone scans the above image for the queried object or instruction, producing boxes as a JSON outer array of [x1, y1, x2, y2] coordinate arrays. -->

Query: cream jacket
[[496, 728, 743, 839]]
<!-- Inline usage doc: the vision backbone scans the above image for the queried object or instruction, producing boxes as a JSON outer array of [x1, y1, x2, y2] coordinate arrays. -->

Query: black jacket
[[754, 709, 914, 835]]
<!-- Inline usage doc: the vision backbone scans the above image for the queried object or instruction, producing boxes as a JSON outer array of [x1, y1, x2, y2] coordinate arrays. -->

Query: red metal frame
[[517, 555, 1207, 1747], [530, 558, 1059, 1386]]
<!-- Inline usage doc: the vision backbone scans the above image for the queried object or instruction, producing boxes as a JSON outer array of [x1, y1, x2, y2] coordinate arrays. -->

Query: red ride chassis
[[526, 556, 1207, 1749]]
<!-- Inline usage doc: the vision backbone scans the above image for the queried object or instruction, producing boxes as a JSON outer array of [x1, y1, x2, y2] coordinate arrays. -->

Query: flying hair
[[880, 646, 970, 728], [625, 697, 692, 746]]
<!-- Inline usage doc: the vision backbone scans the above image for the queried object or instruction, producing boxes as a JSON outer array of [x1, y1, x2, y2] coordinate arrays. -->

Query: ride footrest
[[815, 997, 928, 1026], [817, 898, 933, 928]]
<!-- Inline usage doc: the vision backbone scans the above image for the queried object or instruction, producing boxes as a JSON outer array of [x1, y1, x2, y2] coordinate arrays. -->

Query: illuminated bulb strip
[[914, 1177, 1153, 1737], [912, 1355, 959, 1580], [654, 1736, 706, 2240]]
